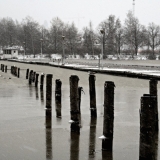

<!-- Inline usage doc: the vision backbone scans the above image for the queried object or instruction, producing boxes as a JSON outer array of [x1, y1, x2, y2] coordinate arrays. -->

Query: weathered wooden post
[[40, 89, 44, 104], [45, 74, 53, 119], [33, 72, 36, 82], [14, 66, 17, 76], [5, 65, 7, 73], [102, 81, 115, 151], [149, 79, 159, 131], [2, 64, 4, 72], [40, 73, 45, 90], [3, 65, 5, 72], [78, 87, 83, 114], [26, 69, 29, 79], [12, 66, 14, 74], [45, 75, 52, 159], [35, 73, 39, 87], [55, 79, 62, 118], [139, 94, 157, 160], [89, 73, 97, 117], [70, 75, 80, 133], [29, 70, 33, 85], [17, 68, 20, 78]]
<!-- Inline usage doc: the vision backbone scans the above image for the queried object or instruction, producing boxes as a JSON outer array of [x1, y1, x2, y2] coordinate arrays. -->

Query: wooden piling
[[40, 73, 45, 90], [139, 95, 157, 160], [26, 69, 29, 79], [78, 87, 83, 114], [5, 65, 7, 73], [2, 64, 4, 72], [17, 68, 20, 78], [14, 66, 17, 76], [55, 79, 62, 118], [70, 75, 80, 133], [29, 70, 33, 85], [89, 74, 97, 117], [149, 79, 159, 131], [33, 72, 36, 82], [45, 74, 53, 118], [102, 81, 115, 151], [35, 73, 39, 87]]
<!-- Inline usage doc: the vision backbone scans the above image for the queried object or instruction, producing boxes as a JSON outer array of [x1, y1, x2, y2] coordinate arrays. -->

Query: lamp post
[[23, 42, 26, 60], [62, 35, 65, 65], [40, 38, 43, 58], [100, 29, 105, 69]]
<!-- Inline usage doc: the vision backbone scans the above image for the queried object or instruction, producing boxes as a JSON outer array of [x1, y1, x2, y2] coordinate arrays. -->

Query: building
[[3, 46, 19, 59]]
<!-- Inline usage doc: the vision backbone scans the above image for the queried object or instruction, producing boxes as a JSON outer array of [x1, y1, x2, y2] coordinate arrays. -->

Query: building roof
[[3, 46, 19, 50]]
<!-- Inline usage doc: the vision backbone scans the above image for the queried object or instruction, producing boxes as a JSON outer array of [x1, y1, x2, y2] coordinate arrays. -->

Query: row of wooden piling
[[1, 64, 158, 155], [26, 68, 116, 150], [26, 68, 159, 154], [1, 64, 7, 73], [10, 66, 20, 78], [0, 64, 21, 78]]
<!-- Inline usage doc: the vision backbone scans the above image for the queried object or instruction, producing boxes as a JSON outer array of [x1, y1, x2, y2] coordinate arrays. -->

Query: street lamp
[[23, 41, 26, 60], [62, 35, 65, 65], [40, 38, 43, 58], [100, 28, 105, 69]]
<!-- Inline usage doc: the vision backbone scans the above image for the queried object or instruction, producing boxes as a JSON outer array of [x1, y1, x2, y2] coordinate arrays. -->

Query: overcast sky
[[0, 0, 160, 30]]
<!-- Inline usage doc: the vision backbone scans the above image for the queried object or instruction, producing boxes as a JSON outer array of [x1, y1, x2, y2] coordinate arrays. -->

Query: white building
[[3, 46, 19, 59]]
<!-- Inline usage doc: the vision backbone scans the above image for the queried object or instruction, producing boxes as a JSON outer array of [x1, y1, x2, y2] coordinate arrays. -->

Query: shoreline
[[4, 59, 160, 80]]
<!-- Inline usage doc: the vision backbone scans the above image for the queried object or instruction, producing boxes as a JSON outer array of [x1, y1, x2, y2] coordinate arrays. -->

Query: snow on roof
[[3, 46, 20, 50]]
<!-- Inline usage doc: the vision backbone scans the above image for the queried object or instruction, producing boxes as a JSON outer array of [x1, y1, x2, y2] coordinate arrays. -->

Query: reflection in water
[[102, 150, 113, 160], [40, 90, 44, 105], [89, 117, 97, 158], [70, 132, 80, 160], [154, 133, 159, 160], [35, 87, 39, 100], [139, 132, 159, 160], [55, 98, 61, 118], [29, 85, 33, 97], [45, 116, 52, 160]]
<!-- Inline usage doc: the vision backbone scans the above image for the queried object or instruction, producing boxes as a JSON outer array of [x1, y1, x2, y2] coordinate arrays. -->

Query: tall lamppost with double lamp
[[62, 35, 65, 65], [100, 28, 105, 69], [40, 38, 43, 58], [23, 41, 26, 60]]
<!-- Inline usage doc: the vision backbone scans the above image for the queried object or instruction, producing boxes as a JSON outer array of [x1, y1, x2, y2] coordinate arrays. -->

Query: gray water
[[0, 61, 159, 160]]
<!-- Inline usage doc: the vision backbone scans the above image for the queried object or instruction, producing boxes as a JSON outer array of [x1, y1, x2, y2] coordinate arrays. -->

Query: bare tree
[[22, 16, 41, 56], [98, 15, 118, 57], [124, 11, 146, 56], [0, 17, 18, 47], [49, 17, 64, 53], [147, 22, 160, 56], [65, 23, 80, 55], [115, 18, 124, 56]]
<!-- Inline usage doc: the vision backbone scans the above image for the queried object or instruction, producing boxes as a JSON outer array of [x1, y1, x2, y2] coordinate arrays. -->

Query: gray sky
[[0, 0, 160, 30]]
